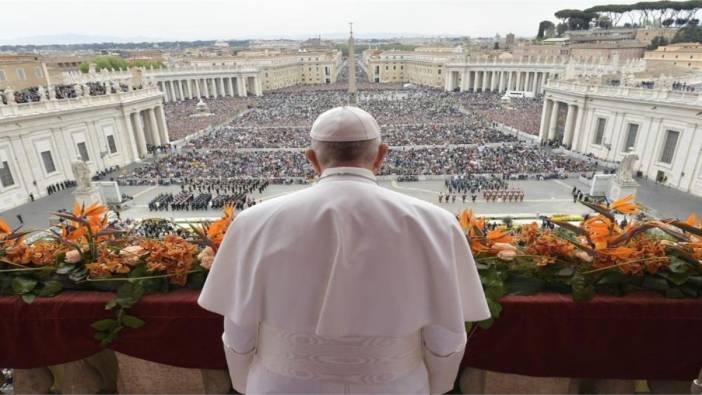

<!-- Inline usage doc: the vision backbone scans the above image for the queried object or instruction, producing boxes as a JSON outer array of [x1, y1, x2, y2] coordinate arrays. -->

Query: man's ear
[[305, 148, 322, 175], [372, 144, 389, 174]]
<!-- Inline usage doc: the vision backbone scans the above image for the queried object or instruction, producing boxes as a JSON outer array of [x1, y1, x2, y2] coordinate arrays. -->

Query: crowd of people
[[459, 92, 543, 136], [119, 142, 596, 184], [162, 97, 254, 141]]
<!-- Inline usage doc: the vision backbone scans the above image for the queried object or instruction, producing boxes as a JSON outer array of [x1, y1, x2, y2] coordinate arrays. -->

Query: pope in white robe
[[198, 106, 490, 394]]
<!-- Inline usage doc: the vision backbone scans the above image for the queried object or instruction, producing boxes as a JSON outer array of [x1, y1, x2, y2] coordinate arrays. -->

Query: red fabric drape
[[1, 290, 700, 380]]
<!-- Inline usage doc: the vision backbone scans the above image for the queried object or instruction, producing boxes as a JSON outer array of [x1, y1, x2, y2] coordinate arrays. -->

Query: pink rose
[[120, 245, 146, 266], [497, 249, 517, 261], [65, 249, 83, 264], [198, 246, 215, 270]]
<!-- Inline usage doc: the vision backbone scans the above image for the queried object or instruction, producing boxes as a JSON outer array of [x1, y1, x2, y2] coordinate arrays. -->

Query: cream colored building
[[0, 55, 49, 91], [0, 84, 167, 210], [540, 80, 702, 196], [644, 42, 702, 70], [363, 50, 455, 87], [188, 50, 342, 90]]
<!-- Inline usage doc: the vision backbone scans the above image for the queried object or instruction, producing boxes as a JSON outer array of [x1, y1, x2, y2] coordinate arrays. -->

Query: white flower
[[65, 249, 83, 264], [120, 245, 146, 266], [198, 246, 215, 270]]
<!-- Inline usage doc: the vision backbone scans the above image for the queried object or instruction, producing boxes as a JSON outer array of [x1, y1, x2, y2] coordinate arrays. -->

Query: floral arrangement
[[0, 202, 234, 344], [1, 197, 700, 343], [460, 195, 702, 329]]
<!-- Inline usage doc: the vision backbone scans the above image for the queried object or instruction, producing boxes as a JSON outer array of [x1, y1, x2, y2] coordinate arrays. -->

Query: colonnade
[[125, 105, 169, 158], [538, 98, 583, 149], [157, 76, 260, 103], [449, 69, 556, 94]]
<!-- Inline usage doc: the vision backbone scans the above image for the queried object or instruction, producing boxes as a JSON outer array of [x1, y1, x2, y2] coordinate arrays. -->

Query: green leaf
[[37, 280, 62, 296], [12, 277, 37, 295], [21, 293, 36, 304], [105, 298, 118, 310], [122, 314, 145, 329], [665, 288, 685, 298], [91, 319, 119, 331], [486, 298, 503, 319], [668, 257, 690, 274], [571, 271, 594, 301], [642, 275, 669, 291], [506, 275, 545, 295], [477, 318, 495, 330], [186, 271, 205, 289], [68, 266, 88, 282], [56, 264, 74, 275], [596, 271, 630, 285]]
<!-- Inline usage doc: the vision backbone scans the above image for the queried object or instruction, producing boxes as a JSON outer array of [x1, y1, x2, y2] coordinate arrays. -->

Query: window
[[16, 68, 27, 80], [0, 70, 5, 81], [77, 142, 90, 161], [593, 117, 606, 145], [0, 161, 14, 188], [107, 135, 118, 154], [40, 151, 56, 173], [659, 130, 680, 164], [623, 123, 638, 152], [34, 67, 43, 78]]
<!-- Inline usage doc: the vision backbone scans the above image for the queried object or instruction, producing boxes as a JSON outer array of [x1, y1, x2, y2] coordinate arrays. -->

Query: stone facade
[[540, 81, 702, 197], [644, 42, 702, 70], [0, 54, 49, 91], [0, 86, 167, 211]]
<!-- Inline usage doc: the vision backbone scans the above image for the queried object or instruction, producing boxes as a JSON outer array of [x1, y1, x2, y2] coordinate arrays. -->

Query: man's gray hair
[[311, 138, 380, 167]]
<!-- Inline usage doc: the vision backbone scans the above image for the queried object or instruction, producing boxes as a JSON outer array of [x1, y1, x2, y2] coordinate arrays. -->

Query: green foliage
[[79, 56, 165, 73], [647, 35, 670, 49], [93, 281, 146, 346], [672, 25, 702, 42], [537, 20, 556, 39]]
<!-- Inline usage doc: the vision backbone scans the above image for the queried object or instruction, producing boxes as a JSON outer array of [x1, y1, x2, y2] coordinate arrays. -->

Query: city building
[[644, 42, 702, 70], [0, 85, 167, 210], [540, 80, 702, 197], [0, 54, 49, 91]]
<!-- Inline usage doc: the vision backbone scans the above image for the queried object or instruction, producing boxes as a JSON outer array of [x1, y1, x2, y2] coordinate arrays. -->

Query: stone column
[[160, 82, 169, 102], [195, 79, 201, 98], [254, 76, 263, 96], [507, 71, 513, 91], [490, 71, 497, 91], [203, 79, 210, 97], [227, 77, 234, 97], [155, 105, 170, 144], [571, 105, 586, 152], [211, 79, 218, 98], [563, 104, 576, 146], [174, 81, 182, 101], [218, 77, 225, 97], [538, 99, 552, 142], [533, 72, 540, 95], [482, 71, 488, 92], [237, 77, 247, 97], [131, 112, 148, 157], [517, 72, 523, 91], [148, 108, 162, 147], [185, 80, 193, 99], [120, 110, 140, 161], [548, 100, 560, 140]]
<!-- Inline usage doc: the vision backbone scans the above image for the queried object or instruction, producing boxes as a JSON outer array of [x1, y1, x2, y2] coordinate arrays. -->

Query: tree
[[79, 56, 164, 73], [672, 25, 702, 42], [554, 9, 598, 30], [537, 20, 555, 39], [647, 35, 669, 49], [598, 15, 613, 28], [556, 22, 569, 36], [494, 42, 500, 50]]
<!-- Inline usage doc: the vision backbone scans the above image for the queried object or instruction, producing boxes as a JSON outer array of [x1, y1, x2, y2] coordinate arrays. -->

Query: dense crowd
[[459, 92, 543, 136], [119, 142, 596, 184], [163, 97, 253, 141], [186, 119, 516, 149]]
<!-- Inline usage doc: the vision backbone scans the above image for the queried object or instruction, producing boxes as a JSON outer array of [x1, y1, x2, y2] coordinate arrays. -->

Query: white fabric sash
[[258, 323, 423, 385]]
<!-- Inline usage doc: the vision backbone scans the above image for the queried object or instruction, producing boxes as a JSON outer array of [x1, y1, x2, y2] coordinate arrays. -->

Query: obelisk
[[348, 22, 357, 104]]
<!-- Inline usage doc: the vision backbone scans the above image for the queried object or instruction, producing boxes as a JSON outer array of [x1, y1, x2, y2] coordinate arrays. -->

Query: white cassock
[[199, 167, 490, 394]]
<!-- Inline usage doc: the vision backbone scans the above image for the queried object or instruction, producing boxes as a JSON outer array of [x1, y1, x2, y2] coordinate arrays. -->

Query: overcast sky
[[2, 0, 641, 44]]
